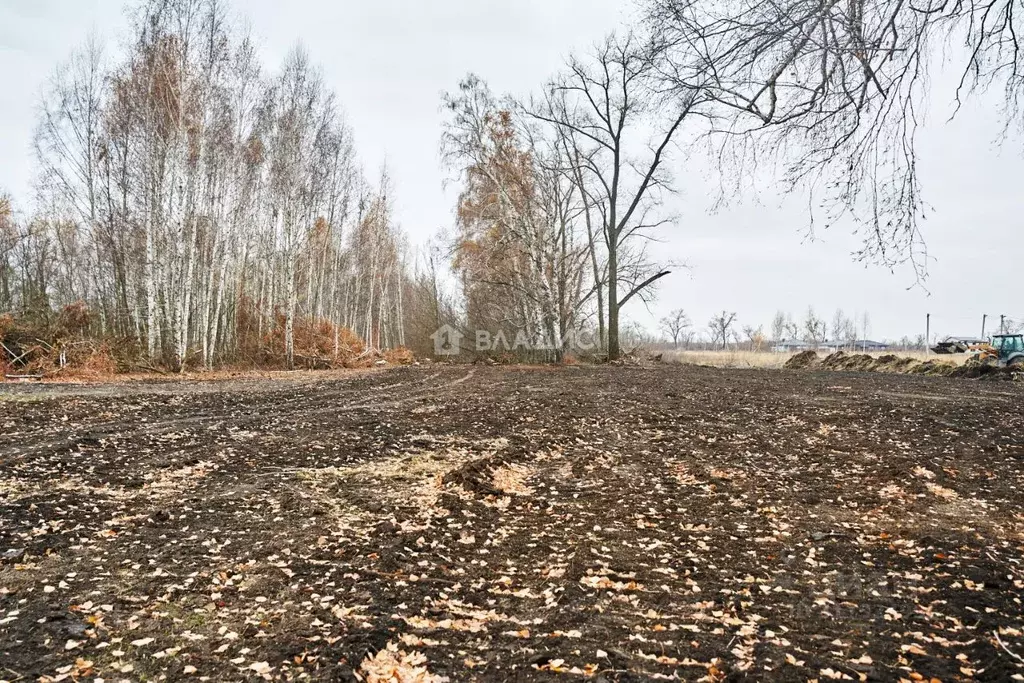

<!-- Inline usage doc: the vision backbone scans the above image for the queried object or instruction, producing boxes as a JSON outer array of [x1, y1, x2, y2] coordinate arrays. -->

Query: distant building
[[846, 340, 890, 352], [772, 339, 816, 353], [773, 339, 889, 353]]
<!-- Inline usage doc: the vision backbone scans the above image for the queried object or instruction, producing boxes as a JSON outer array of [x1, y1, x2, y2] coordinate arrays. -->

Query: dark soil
[[3, 366, 1024, 682], [788, 351, 1023, 381], [784, 351, 820, 370]]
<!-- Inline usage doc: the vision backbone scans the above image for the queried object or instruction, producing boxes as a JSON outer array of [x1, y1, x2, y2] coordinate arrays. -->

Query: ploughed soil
[[2, 366, 1024, 682]]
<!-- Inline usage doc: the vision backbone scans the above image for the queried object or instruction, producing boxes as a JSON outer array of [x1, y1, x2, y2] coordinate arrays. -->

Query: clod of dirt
[[1, 548, 26, 564]]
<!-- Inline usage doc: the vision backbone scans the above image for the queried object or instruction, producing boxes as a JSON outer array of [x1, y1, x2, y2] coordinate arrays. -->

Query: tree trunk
[[607, 244, 619, 360]]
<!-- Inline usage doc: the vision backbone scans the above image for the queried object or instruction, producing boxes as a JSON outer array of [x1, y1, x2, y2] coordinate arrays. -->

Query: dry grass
[[663, 349, 971, 370], [663, 350, 791, 369]]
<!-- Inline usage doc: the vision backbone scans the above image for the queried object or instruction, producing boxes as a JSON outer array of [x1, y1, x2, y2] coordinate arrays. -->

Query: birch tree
[[0, 195, 19, 313], [14, 0, 415, 370], [770, 311, 788, 344], [442, 77, 592, 360]]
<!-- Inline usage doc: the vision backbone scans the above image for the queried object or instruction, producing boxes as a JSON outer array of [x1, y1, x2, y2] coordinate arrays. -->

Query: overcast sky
[[1, 0, 1021, 342]]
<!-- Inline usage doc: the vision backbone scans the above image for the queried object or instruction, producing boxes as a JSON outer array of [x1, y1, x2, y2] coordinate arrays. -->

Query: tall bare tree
[[831, 309, 858, 348], [742, 324, 766, 351], [860, 311, 872, 349], [535, 33, 705, 360], [14, 0, 414, 371], [0, 195, 19, 313], [442, 76, 592, 360]]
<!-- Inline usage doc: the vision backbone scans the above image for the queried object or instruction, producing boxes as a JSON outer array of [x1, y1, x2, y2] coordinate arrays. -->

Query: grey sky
[[1, 0, 1020, 342]]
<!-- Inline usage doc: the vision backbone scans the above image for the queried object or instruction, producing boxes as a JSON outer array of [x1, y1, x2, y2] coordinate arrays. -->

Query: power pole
[[926, 313, 931, 355], [982, 314, 988, 339]]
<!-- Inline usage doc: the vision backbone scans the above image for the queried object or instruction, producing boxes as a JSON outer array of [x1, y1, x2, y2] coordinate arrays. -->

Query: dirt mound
[[442, 456, 508, 498], [821, 352, 879, 372], [784, 350, 820, 369], [381, 346, 416, 366], [908, 360, 957, 376], [876, 355, 919, 373], [782, 352, 974, 378], [948, 359, 1023, 381], [949, 358, 996, 380], [787, 350, 1020, 381]]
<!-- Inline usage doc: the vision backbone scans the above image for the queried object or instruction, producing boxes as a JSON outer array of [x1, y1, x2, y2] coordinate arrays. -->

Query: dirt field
[[662, 350, 971, 371], [3, 366, 1024, 682]]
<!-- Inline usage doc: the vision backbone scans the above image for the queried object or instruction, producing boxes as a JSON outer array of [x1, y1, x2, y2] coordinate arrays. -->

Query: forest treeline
[[0, 0, 452, 374], [3, 0, 1023, 375]]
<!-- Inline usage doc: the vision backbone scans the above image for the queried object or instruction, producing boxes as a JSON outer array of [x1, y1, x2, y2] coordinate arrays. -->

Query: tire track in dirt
[[0, 370, 467, 461], [1, 369, 436, 439]]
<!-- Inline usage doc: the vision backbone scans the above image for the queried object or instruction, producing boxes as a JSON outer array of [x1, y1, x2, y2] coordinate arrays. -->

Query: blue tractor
[[990, 334, 1024, 367]]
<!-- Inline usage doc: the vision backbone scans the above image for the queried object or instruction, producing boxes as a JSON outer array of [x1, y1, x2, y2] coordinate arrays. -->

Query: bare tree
[[660, 308, 691, 348], [35, 35, 105, 247], [441, 76, 593, 361], [708, 310, 737, 350], [263, 47, 333, 368], [10, 0, 415, 371], [831, 309, 858, 349], [742, 324, 766, 352], [803, 307, 827, 347], [621, 320, 657, 352], [647, 0, 1024, 275], [535, 32, 705, 360], [1003, 318, 1024, 334], [831, 310, 846, 346], [770, 311, 788, 344], [0, 195, 20, 312]]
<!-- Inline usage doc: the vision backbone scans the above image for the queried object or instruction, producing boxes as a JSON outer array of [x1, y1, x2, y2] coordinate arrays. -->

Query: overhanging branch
[[618, 269, 671, 308]]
